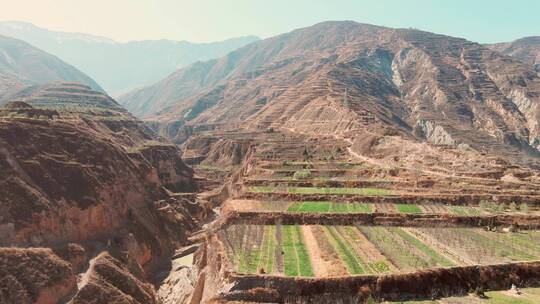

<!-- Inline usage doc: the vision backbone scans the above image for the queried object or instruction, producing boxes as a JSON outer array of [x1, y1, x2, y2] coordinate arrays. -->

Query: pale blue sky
[[1, 0, 538, 43]]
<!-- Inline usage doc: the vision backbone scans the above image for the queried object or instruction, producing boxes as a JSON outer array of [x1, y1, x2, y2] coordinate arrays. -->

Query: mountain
[[488, 36, 540, 69], [0, 34, 102, 102], [0, 21, 259, 95], [128, 21, 540, 164], [0, 83, 204, 302]]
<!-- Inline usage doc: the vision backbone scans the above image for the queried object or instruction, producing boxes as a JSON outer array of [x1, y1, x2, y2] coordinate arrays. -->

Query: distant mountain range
[[0, 21, 259, 95], [0, 34, 103, 104], [125, 21, 540, 160]]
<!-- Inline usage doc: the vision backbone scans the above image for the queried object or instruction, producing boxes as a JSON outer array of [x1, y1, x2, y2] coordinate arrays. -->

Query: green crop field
[[448, 206, 482, 216], [287, 201, 373, 213], [359, 226, 437, 270], [390, 287, 540, 303], [389, 228, 454, 267], [324, 226, 366, 274], [288, 201, 331, 212], [257, 225, 276, 274], [282, 225, 314, 276], [220, 225, 540, 278], [395, 204, 423, 214]]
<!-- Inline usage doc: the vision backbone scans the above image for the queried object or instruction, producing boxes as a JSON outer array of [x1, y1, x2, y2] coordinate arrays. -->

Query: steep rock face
[[0, 35, 103, 103], [0, 83, 199, 273], [0, 248, 76, 304], [488, 36, 540, 68], [132, 21, 540, 165], [70, 252, 159, 304]]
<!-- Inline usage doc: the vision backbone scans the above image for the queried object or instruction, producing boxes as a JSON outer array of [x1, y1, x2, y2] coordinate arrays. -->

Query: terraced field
[[225, 199, 531, 216], [248, 186, 394, 196], [387, 286, 540, 303], [218, 225, 540, 276], [287, 201, 373, 213]]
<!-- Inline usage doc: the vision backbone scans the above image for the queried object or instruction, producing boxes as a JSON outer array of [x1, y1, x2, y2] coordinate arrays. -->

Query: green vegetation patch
[[325, 226, 365, 274], [282, 225, 314, 276], [369, 261, 391, 273], [293, 169, 312, 180], [359, 226, 432, 270], [484, 291, 536, 304], [458, 229, 538, 261], [257, 226, 276, 274], [395, 204, 423, 214], [448, 206, 482, 216], [287, 201, 373, 213], [389, 228, 455, 267]]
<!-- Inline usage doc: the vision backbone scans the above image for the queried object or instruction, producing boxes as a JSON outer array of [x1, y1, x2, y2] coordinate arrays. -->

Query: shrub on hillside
[[293, 169, 311, 180]]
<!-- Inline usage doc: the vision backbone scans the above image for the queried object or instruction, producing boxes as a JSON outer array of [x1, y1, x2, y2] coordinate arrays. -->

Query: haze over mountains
[[0, 21, 259, 95], [0, 34, 103, 103]]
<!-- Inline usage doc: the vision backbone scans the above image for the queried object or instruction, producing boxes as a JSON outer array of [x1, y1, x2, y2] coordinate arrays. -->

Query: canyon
[[1, 20, 540, 304]]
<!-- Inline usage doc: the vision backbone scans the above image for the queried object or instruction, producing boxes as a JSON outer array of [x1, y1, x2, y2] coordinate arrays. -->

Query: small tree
[[509, 202, 517, 212], [293, 169, 312, 180], [520, 203, 529, 213]]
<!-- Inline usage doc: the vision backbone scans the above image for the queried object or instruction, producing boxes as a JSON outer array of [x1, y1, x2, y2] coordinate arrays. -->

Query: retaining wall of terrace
[[241, 192, 540, 205], [244, 179, 404, 188], [220, 261, 540, 303], [219, 211, 540, 229]]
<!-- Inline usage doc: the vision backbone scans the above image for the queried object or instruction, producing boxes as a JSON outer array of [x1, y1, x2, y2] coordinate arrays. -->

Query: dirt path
[[301, 225, 327, 277]]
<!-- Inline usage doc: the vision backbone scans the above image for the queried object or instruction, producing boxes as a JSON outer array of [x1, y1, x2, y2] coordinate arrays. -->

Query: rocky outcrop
[[70, 252, 159, 304]]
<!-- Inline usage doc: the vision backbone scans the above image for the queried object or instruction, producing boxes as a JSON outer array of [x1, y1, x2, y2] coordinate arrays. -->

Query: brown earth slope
[[0, 35, 103, 104], [0, 83, 204, 303], [125, 22, 540, 169], [488, 36, 540, 69]]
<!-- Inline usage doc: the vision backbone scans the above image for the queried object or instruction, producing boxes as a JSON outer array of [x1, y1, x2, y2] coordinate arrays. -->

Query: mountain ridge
[[0, 21, 259, 95], [0, 34, 103, 103], [488, 36, 540, 68], [123, 21, 540, 164]]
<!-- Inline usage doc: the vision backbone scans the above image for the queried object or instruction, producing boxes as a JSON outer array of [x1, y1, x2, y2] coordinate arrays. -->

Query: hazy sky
[[1, 0, 539, 43]]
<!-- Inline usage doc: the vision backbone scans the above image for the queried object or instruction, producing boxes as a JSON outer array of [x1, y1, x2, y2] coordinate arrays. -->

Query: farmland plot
[[412, 228, 540, 265], [338, 226, 395, 273], [324, 226, 367, 274], [358, 226, 455, 271], [287, 201, 373, 213], [282, 225, 314, 276], [309, 225, 349, 276], [248, 186, 393, 196], [396, 204, 423, 214], [219, 225, 540, 277]]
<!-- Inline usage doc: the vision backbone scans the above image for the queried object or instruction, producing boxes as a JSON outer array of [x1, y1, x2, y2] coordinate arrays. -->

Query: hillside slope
[[488, 36, 540, 68], [0, 34, 103, 103], [0, 21, 259, 95], [128, 21, 540, 165], [0, 83, 204, 302]]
